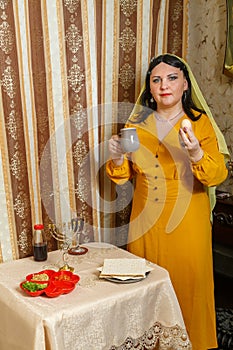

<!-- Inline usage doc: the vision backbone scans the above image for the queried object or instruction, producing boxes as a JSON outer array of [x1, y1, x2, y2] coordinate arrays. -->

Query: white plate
[[104, 276, 146, 284], [102, 271, 151, 284]]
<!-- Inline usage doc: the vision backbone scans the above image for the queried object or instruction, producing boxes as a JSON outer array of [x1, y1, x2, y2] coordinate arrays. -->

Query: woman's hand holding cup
[[108, 135, 124, 165], [108, 127, 140, 165]]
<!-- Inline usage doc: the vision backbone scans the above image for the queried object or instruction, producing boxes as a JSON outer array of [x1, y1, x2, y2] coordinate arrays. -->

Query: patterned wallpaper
[[187, 0, 233, 194], [0, 0, 187, 262]]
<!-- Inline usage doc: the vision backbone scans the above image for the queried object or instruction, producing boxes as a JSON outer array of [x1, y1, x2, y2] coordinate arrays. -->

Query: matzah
[[99, 258, 147, 278]]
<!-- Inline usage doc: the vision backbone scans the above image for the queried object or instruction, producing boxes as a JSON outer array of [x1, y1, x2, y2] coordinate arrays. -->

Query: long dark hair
[[130, 54, 205, 123]]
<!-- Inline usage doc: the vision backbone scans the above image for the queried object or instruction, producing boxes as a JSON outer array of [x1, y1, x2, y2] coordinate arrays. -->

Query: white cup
[[119, 127, 140, 153]]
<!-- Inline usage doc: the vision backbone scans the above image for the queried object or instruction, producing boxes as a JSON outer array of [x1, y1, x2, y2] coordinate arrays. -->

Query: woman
[[106, 54, 229, 350]]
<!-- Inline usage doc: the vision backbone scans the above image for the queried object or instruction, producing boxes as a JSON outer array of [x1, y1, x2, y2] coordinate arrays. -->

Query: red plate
[[26, 269, 55, 282], [20, 280, 49, 297], [45, 281, 75, 297], [20, 269, 79, 297], [51, 270, 80, 284]]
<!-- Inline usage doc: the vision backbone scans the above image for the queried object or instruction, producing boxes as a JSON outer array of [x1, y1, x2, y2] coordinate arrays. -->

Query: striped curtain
[[0, 0, 188, 263]]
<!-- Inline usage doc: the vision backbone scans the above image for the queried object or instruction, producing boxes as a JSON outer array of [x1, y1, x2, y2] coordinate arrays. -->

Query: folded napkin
[[99, 258, 151, 280]]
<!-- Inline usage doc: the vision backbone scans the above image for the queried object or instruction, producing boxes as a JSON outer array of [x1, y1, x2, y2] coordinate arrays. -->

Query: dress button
[[154, 176, 158, 179], [154, 187, 157, 190], [155, 164, 159, 168], [155, 154, 158, 158], [154, 198, 158, 201]]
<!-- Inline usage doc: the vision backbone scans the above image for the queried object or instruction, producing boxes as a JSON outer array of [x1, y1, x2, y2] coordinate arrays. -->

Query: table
[[0, 243, 191, 350]]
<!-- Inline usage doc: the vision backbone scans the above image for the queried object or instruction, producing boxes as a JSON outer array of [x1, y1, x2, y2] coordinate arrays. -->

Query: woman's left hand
[[179, 125, 204, 162]]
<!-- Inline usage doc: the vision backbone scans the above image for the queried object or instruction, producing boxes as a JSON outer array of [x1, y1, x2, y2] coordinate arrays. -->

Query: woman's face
[[150, 62, 188, 110]]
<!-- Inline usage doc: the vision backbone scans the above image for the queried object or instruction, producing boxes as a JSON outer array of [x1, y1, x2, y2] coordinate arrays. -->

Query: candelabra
[[48, 222, 73, 271]]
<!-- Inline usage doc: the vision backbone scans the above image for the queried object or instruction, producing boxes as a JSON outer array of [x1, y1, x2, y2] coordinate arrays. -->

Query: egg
[[181, 118, 192, 130]]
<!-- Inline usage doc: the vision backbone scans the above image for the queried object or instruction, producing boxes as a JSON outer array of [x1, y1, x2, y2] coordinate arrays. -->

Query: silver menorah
[[48, 222, 74, 271], [48, 218, 88, 271], [49, 217, 88, 271]]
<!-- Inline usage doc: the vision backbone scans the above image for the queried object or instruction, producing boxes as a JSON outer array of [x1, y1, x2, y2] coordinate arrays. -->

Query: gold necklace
[[154, 109, 183, 122]]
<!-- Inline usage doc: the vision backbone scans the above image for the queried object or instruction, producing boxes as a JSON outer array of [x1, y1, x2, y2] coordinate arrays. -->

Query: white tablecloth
[[0, 243, 191, 350]]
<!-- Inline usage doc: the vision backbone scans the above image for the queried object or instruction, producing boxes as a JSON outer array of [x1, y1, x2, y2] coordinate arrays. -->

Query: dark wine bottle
[[32, 224, 47, 261]]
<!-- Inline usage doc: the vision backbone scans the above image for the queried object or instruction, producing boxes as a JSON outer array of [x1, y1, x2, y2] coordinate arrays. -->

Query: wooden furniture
[[0, 243, 191, 350], [212, 192, 233, 278]]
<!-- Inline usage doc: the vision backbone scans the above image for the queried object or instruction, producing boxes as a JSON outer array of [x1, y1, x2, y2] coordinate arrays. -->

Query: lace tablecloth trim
[[109, 322, 192, 350]]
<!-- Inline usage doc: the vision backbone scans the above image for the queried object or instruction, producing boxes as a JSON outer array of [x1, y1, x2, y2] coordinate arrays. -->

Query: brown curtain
[[0, 0, 188, 262]]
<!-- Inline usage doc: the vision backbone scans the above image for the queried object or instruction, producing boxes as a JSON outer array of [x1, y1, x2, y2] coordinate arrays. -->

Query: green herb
[[22, 281, 48, 292]]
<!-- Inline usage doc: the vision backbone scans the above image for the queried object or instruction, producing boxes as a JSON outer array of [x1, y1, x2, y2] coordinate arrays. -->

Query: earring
[[150, 97, 154, 103]]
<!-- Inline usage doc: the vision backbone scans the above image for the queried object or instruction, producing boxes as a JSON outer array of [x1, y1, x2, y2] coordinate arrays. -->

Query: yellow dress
[[106, 112, 228, 350]]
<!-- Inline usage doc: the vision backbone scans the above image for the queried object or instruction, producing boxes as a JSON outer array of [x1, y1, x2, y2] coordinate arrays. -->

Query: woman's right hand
[[108, 135, 124, 165]]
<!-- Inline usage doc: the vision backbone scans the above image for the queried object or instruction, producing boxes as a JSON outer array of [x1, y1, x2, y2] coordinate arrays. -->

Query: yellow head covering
[[177, 55, 230, 214], [133, 54, 230, 214]]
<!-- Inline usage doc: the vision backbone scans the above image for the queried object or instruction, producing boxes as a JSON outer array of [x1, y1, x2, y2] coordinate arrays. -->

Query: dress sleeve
[[191, 116, 228, 187], [105, 157, 134, 185]]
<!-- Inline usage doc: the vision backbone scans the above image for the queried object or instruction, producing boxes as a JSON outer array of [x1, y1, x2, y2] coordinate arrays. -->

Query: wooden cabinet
[[212, 193, 233, 278]]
